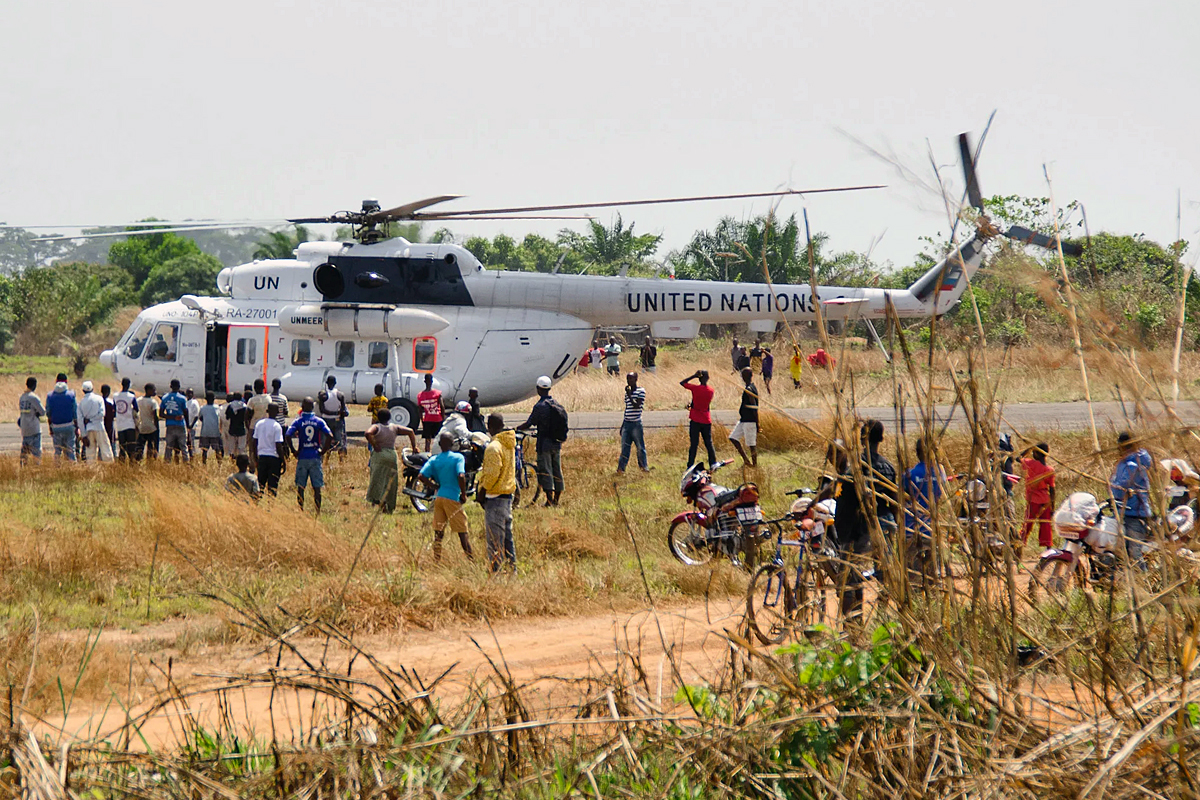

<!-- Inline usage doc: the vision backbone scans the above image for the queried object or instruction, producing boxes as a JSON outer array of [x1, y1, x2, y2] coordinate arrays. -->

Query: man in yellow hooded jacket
[[480, 412, 518, 573]]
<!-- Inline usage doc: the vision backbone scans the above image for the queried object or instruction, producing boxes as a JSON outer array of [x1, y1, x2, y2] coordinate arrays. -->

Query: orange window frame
[[412, 337, 437, 373]]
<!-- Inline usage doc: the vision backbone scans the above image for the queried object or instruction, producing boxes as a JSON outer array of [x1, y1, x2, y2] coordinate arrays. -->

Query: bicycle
[[745, 488, 841, 645], [513, 430, 542, 508]]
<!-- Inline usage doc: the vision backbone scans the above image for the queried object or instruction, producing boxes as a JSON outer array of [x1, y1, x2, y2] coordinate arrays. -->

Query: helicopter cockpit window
[[291, 339, 311, 366], [335, 341, 355, 368], [413, 337, 436, 372], [367, 341, 388, 369], [124, 320, 154, 360], [236, 337, 257, 366], [145, 323, 179, 363]]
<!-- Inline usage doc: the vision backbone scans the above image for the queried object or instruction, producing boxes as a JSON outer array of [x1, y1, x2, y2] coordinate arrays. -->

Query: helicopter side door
[[204, 324, 229, 394], [226, 326, 268, 394], [135, 319, 205, 393]]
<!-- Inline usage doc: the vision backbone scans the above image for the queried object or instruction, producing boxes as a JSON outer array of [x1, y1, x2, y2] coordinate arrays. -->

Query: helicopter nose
[[99, 349, 116, 371]]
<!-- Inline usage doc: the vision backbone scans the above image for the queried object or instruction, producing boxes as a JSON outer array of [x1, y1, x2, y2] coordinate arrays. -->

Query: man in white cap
[[76, 381, 114, 461], [516, 376, 568, 506]]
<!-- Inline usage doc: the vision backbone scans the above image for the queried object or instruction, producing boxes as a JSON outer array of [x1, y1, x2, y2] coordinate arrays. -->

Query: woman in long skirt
[[365, 409, 417, 512]]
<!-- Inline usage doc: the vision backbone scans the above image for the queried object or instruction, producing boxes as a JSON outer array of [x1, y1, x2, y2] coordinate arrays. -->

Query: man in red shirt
[[680, 370, 718, 467], [1020, 442, 1056, 548], [417, 374, 444, 452]]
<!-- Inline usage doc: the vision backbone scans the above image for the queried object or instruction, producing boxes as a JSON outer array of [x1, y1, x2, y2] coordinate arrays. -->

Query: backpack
[[542, 398, 569, 442]]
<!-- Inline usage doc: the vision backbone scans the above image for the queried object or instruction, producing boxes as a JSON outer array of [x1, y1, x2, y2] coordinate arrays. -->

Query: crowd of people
[[576, 336, 658, 375], [814, 419, 1169, 620], [13, 336, 1166, 593]]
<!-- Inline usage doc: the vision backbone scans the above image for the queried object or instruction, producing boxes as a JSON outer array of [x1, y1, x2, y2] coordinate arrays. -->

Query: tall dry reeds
[[8, 223, 1200, 795]]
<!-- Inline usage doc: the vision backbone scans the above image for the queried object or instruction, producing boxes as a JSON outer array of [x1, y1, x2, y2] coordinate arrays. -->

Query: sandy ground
[[43, 598, 745, 749], [35, 569, 1111, 751]]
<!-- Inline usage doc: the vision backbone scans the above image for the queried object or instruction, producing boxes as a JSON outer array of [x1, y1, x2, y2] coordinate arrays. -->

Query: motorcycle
[[952, 472, 1020, 559], [667, 460, 767, 570], [400, 430, 491, 512], [1033, 490, 1196, 597]]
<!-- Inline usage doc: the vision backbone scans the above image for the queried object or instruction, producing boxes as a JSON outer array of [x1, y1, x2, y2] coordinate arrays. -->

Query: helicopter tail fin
[[905, 235, 987, 315]]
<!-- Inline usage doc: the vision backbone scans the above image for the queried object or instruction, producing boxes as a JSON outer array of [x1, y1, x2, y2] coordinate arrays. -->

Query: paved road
[[5, 399, 1198, 454]]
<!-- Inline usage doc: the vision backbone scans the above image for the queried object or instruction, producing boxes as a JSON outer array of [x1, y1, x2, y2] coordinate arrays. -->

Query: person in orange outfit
[[1020, 442, 1056, 549]]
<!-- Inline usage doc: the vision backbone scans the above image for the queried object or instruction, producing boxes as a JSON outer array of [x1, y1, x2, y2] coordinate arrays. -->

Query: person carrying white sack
[[77, 381, 114, 461]]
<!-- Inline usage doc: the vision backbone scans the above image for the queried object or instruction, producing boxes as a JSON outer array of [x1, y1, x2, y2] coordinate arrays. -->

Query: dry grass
[[10, 289, 1200, 795], [493, 339, 1200, 416]]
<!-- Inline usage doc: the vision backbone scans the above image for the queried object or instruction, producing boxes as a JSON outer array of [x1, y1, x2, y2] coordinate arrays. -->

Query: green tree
[[520, 233, 578, 272], [7, 262, 135, 354], [140, 252, 223, 306], [671, 213, 879, 286], [0, 228, 76, 273], [557, 215, 661, 275], [253, 225, 310, 260], [108, 227, 204, 286], [462, 233, 581, 273]]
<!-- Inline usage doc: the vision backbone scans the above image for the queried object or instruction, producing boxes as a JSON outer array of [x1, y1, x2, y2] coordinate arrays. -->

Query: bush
[[996, 318, 1027, 346], [6, 262, 134, 355]]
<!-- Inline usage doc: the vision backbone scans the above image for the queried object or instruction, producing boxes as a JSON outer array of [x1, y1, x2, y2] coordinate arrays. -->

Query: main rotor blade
[[409, 213, 594, 221], [286, 213, 595, 224], [367, 195, 465, 223], [3, 220, 283, 230], [426, 185, 886, 217], [32, 222, 282, 242], [958, 132, 984, 212]]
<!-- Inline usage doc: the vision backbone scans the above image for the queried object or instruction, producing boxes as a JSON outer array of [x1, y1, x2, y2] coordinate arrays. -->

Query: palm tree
[[253, 226, 310, 260], [557, 214, 661, 275]]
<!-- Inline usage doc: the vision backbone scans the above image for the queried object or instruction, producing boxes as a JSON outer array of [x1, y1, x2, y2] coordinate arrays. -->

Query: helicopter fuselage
[[100, 235, 984, 428]]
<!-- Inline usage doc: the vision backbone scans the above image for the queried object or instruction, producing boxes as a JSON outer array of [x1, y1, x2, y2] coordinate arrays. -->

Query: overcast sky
[[2, 0, 1197, 270]]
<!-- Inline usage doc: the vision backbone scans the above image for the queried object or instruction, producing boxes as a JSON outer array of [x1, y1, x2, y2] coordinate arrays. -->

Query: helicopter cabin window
[[235, 337, 258, 366], [145, 323, 180, 362], [124, 320, 154, 360], [367, 341, 388, 369], [291, 339, 311, 366], [335, 341, 355, 368], [413, 337, 436, 372]]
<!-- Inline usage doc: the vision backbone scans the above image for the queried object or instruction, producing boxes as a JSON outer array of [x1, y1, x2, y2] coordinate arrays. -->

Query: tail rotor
[[959, 130, 1082, 257]]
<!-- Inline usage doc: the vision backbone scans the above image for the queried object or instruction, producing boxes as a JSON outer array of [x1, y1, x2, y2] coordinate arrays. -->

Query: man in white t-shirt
[[604, 337, 623, 376], [245, 379, 272, 442], [587, 341, 605, 370], [251, 403, 287, 496], [112, 377, 139, 461]]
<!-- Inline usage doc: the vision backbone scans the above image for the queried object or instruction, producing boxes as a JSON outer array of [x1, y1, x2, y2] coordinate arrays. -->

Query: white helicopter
[[37, 134, 1075, 429]]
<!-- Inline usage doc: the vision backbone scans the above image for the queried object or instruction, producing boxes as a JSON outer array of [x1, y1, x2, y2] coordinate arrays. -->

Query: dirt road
[[50, 598, 745, 748]]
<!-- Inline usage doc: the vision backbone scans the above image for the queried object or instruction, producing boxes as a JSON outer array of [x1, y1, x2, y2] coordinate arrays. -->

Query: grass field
[[0, 415, 1139, 713], [6, 327, 1200, 796]]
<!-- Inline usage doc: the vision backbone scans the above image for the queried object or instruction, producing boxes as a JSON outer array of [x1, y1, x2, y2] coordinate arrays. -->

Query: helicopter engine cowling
[[278, 304, 450, 340]]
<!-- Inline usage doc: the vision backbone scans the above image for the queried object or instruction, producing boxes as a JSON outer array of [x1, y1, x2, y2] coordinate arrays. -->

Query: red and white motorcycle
[[1033, 490, 1195, 596], [668, 460, 766, 570]]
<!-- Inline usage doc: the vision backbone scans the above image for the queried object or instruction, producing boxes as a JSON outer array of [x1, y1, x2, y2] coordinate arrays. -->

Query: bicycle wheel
[[794, 556, 833, 628], [747, 562, 795, 645], [513, 462, 541, 508], [667, 517, 713, 566]]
